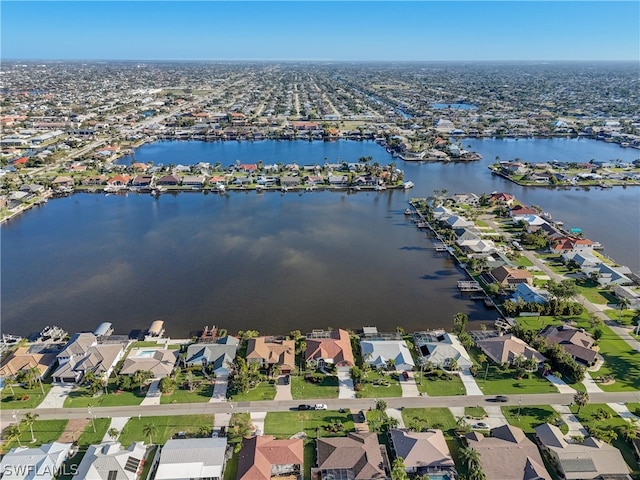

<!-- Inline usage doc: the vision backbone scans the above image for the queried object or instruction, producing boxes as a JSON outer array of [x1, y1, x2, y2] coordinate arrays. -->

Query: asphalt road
[[3, 391, 638, 421]]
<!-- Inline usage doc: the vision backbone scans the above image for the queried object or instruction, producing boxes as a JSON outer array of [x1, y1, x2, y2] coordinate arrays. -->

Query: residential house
[[51, 333, 126, 384], [157, 174, 181, 186], [359, 339, 415, 371], [0, 442, 72, 480], [245, 337, 296, 374], [489, 266, 534, 287], [305, 329, 355, 371], [612, 285, 640, 308], [72, 442, 146, 480], [512, 283, 549, 304], [389, 428, 457, 477], [510, 205, 538, 220], [280, 176, 300, 188], [594, 263, 632, 287], [535, 423, 631, 480], [465, 425, 551, 480], [0, 345, 57, 379], [539, 325, 598, 365], [155, 437, 228, 480], [412, 330, 473, 370], [82, 175, 108, 186], [51, 176, 75, 188], [431, 205, 454, 220], [443, 215, 474, 229], [182, 175, 205, 187], [131, 175, 153, 187], [457, 238, 497, 254], [564, 252, 601, 272], [106, 174, 131, 186], [489, 192, 515, 206], [314, 432, 388, 480], [476, 334, 546, 368], [119, 348, 178, 378], [328, 175, 349, 187], [550, 237, 594, 256], [185, 335, 239, 376], [237, 436, 303, 480]]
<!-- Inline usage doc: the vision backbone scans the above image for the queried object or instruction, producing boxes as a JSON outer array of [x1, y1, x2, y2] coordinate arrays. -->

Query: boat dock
[[457, 281, 483, 292]]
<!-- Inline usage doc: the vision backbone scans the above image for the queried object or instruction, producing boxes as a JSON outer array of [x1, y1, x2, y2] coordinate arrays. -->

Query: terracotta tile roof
[[305, 329, 354, 367], [246, 337, 295, 371], [0, 346, 56, 378]]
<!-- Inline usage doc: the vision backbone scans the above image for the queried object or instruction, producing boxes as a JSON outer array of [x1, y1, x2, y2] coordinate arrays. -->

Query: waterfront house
[[119, 348, 178, 378], [185, 335, 239, 376], [305, 328, 355, 370], [182, 175, 205, 187], [360, 338, 415, 371], [72, 442, 146, 480], [328, 175, 349, 187], [457, 238, 497, 254], [535, 423, 631, 480], [612, 285, 640, 308], [464, 425, 551, 480], [131, 174, 153, 187], [443, 215, 474, 229], [314, 432, 388, 480], [476, 334, 546, 368], [594, 263, 633, 287], [280, 175, 300, 188], [511, 283, 549, 304], [562, 251, 601, 271], [510, 205, 538, 219], [155, 437, 227, 480], [237, 436, 303, 480], [81, 175, 108, 186], [489, 192, 515, 206], [51, 175, 75, 187], [157, 174, 181, 186], [245, 337, 295, 374], [52, 333, 126, 383], [489, 266, 533, 287], [106, 174, 131, 186], [389, 428, 457, 477], [304, 174, 325, 185], [538, 325, 597, 365], [0, 345, 57, 379], [550, 236, 594, 256], [0, 442, 72, 480], [412, 330, 473, 370]]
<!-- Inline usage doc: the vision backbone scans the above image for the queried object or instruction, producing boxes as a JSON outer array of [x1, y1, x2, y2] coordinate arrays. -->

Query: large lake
[[2, 139, 638, 338]]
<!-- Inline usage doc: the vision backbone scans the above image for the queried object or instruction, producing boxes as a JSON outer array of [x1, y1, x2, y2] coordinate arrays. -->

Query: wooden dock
[[457, 281, 483, 292]]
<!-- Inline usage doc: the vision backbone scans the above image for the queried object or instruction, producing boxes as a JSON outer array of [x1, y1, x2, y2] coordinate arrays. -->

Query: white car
[[314, 403, 328, 411]]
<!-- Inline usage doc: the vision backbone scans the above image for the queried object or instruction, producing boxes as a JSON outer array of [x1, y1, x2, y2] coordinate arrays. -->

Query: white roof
[[360, 339, 415, 369], [154, 437, 227, 480], [0, 442, 71, 480]]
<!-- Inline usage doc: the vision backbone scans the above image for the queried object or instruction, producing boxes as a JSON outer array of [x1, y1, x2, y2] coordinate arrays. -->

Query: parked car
[[314, 403, 328, 410], [495, 395, 508, 402], [357, 410, 366, 422], [283, 374, 290, 385], [298, 404, 312, 411]]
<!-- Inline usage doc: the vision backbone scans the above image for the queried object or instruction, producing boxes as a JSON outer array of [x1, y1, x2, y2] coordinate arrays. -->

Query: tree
[[573, 391, 590, 413], [6, 424, 23, 447], [460, 446, 481, 470], [21, 412, 39, 443], [453, 312, 468, 335], [618, 297, 630, 322], [142, 423, 158, 445], [159, 376, 176, 394], [107, 428, 119, 440], [391, 457, 409, 480], [376, 399, 387, 411]]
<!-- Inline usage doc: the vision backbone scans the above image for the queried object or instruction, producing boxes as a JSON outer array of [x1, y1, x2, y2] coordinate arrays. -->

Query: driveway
[[102, 416, 130, 442], [607, 402, 640, 423], [448, 405, 507, 429], [209, 375, 228, 403], [551, 404, 588, 438], [581, 374, 603, 393], [274, 375, 292, 401], [337, 372, 356, 399], [250, 411, 266, 436], [459, 368, 483, 396], [545, 374, 576, 393], [37, 384, 76, 409], [399, 372, 420, 397], [140, 379, 161, 406], [385, 408, 405, 428]]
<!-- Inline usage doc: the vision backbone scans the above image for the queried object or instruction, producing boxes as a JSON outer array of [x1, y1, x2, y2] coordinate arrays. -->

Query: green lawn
[[627, 403, 640, 417], [576, 284, 618, 305], [502, 405, 567, 434], [264, 410, 354, 439], [229, 381, 275, 401], [605, 309, 638, 326], [291, 375, 339, 400], [0, 384, 52, 409], [572, 404, 640, 474], [465, 406, 487, 419], [160, 381, 215, 404], [223, 452, 239, 480], [414, 371, 466, 396], [1, 419, 68, 453], [516, 255, 534, 267], [76, 418, 111, 447], [118, 415, 214, 446], [64, 386, 146, 408], [357, 372, 402, 398]]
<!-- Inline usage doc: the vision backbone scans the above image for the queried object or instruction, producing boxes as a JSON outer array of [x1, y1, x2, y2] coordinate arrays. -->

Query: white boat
[[374, 184, 387, 191], [403, 181, 415, 189], [404, 208, 411, 215]]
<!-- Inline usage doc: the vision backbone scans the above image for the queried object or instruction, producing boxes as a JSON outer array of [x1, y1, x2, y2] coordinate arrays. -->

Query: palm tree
[[460, 446, 481, 470], [573, 391, 590, 413], [142, 423, 157, 445], [107, 428, 119, 440], [6, 424, 23, 447], [477, 353, 489, 382], [21, 412, 39, 443], [618, 297, 630, 322]]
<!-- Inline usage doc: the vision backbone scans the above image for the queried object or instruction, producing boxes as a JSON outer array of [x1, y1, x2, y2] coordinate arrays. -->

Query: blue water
[[431, 103, 478, 110]]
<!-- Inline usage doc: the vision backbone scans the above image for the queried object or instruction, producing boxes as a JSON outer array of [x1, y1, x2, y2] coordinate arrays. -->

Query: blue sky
[[2, 1, 638, 61]]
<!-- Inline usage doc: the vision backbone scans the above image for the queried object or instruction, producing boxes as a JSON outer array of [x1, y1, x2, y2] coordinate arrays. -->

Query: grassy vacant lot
[[76, 417, 111, 447], [118, 415, 214, 446], [229, 381, 275, 401], [160, 381, 215, 404], [502, 405, 567, 434], [572, 404, 640, 475], [291, 375, 339, 400], [1, 419, 68, 453], [414, 371, 466, 396], [64, 383, 146, 408], [0, 384, 53, 409], [516, 255, 534, 267], [357, 371, 402, 398]]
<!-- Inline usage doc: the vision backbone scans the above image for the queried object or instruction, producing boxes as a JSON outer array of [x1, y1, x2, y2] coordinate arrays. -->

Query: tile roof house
[[185, 335, 239, 376], [535, 423, 631, 480], [389, 428, 457, 477], [155, 437, 228, 480], [413, 330, 473, 370], [0, 442, 72, 480], [51, 333, 126, 384], [510, 205, 538, 219], [305, 329, 355, 370], [360, 339, 415, 371], [490, 266, 533, 286], [538, 325, 598, 365], [464, 425, 551, 480], [314, 432, 388, 480], [119, 348, 178, 378], [72, 442, 146, 480], [245, 337, 296, 374], [0, 345, 57, 379], [550, 237, 594, 255], [476, 334, 546, 367], [489, 192, 515, 206], [237, 436, 303, 480]]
